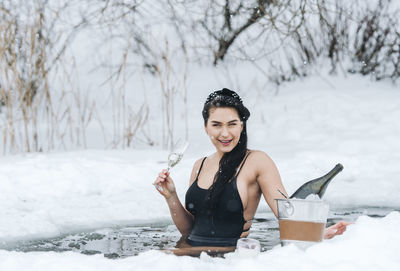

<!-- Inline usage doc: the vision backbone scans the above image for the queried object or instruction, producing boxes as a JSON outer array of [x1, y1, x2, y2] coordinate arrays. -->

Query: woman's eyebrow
[[210, 119, 239, 124]]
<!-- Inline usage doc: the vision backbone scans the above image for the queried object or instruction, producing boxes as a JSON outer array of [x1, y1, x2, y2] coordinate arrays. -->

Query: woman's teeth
[[219, 139, 232, 146]]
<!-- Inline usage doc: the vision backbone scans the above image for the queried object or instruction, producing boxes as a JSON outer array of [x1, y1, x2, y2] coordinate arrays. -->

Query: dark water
[[1, 206, 397, 259]]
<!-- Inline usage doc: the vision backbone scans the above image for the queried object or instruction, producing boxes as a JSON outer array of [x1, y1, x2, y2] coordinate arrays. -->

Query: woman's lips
[[219, 139, 232, 146]]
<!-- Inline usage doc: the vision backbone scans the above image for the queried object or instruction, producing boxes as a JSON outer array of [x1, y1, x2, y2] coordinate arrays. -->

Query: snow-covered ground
[[1, 71, 400, 270], [0, 213, 399, 270]]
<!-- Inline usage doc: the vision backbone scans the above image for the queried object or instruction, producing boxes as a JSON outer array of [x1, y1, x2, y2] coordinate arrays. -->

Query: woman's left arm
[[252, 151, 288, 217]]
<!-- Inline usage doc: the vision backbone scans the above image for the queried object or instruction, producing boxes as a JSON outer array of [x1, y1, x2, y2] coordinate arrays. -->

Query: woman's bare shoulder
[[247, 150, 278, 174], [192, 157, 205, 169], [248, 150, 275, 165], [247, 150, 282, 188]]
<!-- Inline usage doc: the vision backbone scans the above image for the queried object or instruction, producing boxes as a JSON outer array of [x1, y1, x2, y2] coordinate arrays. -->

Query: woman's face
[[205, 107, 243, 154]]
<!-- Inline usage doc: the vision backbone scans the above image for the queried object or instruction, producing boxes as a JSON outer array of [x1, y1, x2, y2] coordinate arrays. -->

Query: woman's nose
[[221, 126, 229, 136]]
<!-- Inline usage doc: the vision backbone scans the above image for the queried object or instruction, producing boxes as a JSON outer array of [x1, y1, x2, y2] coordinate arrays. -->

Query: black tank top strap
[[195, 157, 207, 180], [235, 151, 251, 177]]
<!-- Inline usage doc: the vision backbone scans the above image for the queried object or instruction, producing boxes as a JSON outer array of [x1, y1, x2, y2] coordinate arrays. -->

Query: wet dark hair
[[202, 88, 250, 213]]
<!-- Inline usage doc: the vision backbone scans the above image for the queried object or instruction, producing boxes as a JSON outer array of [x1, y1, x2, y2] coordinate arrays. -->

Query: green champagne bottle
[[289, 164, 344, 199]]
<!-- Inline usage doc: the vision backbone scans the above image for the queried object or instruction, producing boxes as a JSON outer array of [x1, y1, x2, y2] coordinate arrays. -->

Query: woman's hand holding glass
[[154, 169, 177, 199], [154, 139, 188, 198]]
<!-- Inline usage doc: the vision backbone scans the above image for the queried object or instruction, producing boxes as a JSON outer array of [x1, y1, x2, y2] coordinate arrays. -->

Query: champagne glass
[[167, 139, 189, 173], [156, 139, 189, 192], [236, 238, 261, 256]]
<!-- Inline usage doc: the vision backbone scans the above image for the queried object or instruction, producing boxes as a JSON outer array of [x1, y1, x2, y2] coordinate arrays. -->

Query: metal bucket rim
[[275, 198, 328, 203]]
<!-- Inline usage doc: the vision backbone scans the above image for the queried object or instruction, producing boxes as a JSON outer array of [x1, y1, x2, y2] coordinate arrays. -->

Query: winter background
[[1, 0, 400, 270]]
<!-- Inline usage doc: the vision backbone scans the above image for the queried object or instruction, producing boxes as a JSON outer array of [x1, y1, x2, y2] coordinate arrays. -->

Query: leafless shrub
[[262, 0, 400, 85], [0, 1, 97, 153], [150, 40, 189, 149], [107, 45, 152, 149], [1, 1, 52, 152], [350, 0, 400, 81]]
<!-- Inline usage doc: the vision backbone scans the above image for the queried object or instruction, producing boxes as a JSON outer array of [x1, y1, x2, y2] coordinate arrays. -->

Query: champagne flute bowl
[[155, 139, 189, 192], [167, 139, 189, 173]]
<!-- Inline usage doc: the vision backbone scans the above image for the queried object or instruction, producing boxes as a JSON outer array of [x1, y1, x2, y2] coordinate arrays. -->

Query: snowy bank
[[0, 212, 399, 271]]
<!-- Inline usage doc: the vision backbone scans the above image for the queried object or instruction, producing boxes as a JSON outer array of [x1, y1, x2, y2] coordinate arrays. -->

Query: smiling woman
[[207, 108, 243, 152], [153, 88, 349, 249]]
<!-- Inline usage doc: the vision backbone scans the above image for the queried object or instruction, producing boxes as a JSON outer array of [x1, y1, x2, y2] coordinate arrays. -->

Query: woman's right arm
[[153, 159, 202, 236]]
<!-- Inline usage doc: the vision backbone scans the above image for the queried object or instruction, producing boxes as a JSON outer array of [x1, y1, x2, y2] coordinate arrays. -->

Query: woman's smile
[[218, 139, 233, 146]]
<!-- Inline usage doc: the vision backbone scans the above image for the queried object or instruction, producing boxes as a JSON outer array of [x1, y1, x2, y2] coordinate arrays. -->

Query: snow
[[1, 65, 400, 269], [0, 213, 399, 271]]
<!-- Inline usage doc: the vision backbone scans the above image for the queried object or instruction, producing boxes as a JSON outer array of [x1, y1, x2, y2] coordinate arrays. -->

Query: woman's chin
[[218, 144, 235, 153]]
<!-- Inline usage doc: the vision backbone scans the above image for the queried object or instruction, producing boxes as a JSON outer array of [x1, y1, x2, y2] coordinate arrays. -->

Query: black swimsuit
[[185, 153, 251, 246]]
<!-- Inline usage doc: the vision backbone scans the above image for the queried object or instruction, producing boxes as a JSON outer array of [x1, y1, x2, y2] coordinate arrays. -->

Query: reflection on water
[[1, 206, 397, 258]]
